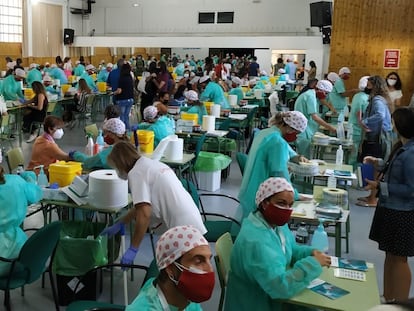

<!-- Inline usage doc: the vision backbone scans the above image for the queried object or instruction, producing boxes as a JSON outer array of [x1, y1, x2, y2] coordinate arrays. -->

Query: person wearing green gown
[[348, 76, 370, 169], [238, 111, 309, 218], [26, 64, 42, 88], [225, 177, 331, 311], [2, 68, 25, 101], [126, 225, 214, 311], [294, 80, 337, 159], [0, 166, 42, 276]]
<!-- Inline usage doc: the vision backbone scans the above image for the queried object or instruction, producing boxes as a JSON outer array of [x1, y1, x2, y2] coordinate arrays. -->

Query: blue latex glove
[[121, 246, 139, 267], [100, 222, 123, 237], [18, 98, 25, 104], [68, 150, 77, 160]]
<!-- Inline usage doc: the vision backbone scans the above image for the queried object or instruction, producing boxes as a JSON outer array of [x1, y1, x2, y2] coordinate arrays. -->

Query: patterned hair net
[[282, 111, 308, 133], [156, 225, 209, 270], [255, 177, 294, 206], [103, 118, 126, 135]]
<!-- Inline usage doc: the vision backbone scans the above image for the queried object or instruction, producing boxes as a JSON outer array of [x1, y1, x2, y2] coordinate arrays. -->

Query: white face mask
[[53, 128, 64, 139], [387, 78, 397, 86], [184, 73, 189, 78]]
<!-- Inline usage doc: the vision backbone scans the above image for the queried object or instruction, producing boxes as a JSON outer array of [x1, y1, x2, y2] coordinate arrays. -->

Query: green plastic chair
[[66, 260, 159, 311], [0, 221, 62, 311], [215, 232, 234, 311], [180, 178, 241, 242]]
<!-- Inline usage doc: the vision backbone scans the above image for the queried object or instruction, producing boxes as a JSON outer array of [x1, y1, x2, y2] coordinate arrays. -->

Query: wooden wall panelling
[[330, 0, 414, 105]]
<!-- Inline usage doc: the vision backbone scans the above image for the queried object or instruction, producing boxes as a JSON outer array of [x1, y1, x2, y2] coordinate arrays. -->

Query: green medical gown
[[0, 174, 42, 276], [126, 277, 203, 311], [138, 116, 175, 147], [187, 105, 207, 126], [329, 78, 347, 113], [238, 126, 297, 218], [26, 69, 43, 88], [73, 145, 113, 170], [2, 75, 24, 101], [294, 89, 319, 159], [224, 212, 322, 311], [200, 82, 230, 109]]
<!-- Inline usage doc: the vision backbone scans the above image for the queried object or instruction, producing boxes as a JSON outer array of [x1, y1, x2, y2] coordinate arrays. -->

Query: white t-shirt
[[389, 89, 402, 103], [128, 157, 207, 235]]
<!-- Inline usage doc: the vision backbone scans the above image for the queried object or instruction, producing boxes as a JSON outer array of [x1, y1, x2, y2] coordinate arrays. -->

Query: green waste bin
[[53, 221, 108, 305], [194, 151, 231, 191]]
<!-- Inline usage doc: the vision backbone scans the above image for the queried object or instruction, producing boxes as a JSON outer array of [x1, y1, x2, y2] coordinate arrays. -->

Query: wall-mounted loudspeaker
[[63, 28, 75, 45], [310, 1, 332, 28], [322, 26, 331, 44]]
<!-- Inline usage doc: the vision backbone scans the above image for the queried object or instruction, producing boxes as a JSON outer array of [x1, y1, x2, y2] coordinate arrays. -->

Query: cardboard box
[[196, 171, 221, 192]]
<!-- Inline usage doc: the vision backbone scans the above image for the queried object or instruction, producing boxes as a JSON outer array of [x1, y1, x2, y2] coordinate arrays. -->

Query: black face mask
[[364, 87, 371, 94], [163, 100, 169, 104]]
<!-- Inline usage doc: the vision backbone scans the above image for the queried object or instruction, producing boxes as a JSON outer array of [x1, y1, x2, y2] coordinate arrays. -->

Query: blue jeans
[[116, 98, 134, 130]]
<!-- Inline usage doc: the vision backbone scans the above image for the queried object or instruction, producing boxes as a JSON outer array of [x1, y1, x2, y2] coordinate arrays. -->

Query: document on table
[[308, 278, 350, 300], [324, 169, 356, 180]]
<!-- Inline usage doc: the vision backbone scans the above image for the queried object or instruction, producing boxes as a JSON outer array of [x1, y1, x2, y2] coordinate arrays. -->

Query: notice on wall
[[384, 49, 400, 69]]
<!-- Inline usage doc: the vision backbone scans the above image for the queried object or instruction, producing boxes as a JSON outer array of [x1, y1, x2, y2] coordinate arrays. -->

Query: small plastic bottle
[[35, 165, 49, 187], [336, 145, 344, 165], [311, 220, 329, 253], [296, 222, 309, 244]]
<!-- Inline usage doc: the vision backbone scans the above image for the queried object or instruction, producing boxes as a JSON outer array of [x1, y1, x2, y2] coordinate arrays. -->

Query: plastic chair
[[182, 133, 207, 188], [215, 232, 234, 311], [0, 115, 15, 149], [0, 221, 61, 311], [5, 147, 24, 173], [180, 178, 241, 242], [72, 94, 96, 129], [28, 101, 57, 136], [236, 152, 247, 175], [66, 260, 159, 311], [84, 123, 99, 140]]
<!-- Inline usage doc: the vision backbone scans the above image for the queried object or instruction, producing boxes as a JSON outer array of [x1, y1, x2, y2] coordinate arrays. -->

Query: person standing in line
[[305, 60, 317, 81], [367, 107, 414, 303], [247, 56, 260, 78], [113, 63, 135, 130], [385, 72, 403, 113], [357, 75, 393, 208]]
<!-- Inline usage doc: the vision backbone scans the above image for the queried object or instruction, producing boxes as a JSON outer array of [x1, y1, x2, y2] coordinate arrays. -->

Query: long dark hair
[[386, 71, 402, 90], [0, 166, 5, 184]]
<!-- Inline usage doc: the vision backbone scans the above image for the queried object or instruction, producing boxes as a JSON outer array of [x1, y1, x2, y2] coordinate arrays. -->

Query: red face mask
[[104, 134, 115, 145], [316, 90, 326, 100], [260, 201, 293, 226], [171, 262, 215, 303], [283, 132, 298, 142]]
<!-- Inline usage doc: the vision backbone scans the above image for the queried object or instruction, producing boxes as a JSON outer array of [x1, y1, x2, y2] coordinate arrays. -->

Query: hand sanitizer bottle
[[35, 165, 49, 187], [311, 220, 329, 253], [96, 130, 105, 152], [336, 145, 344, 166], [85, 133, 94, 156]]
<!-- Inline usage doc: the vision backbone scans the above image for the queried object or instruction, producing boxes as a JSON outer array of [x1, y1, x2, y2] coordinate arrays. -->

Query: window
[[198, 12, 215, 24], [0, 0, 22, 42], [217, 11, 234, 24]]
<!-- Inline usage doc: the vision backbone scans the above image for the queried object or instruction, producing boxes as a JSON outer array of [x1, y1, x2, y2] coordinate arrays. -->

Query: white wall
[[63, 0, 328, 36]]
